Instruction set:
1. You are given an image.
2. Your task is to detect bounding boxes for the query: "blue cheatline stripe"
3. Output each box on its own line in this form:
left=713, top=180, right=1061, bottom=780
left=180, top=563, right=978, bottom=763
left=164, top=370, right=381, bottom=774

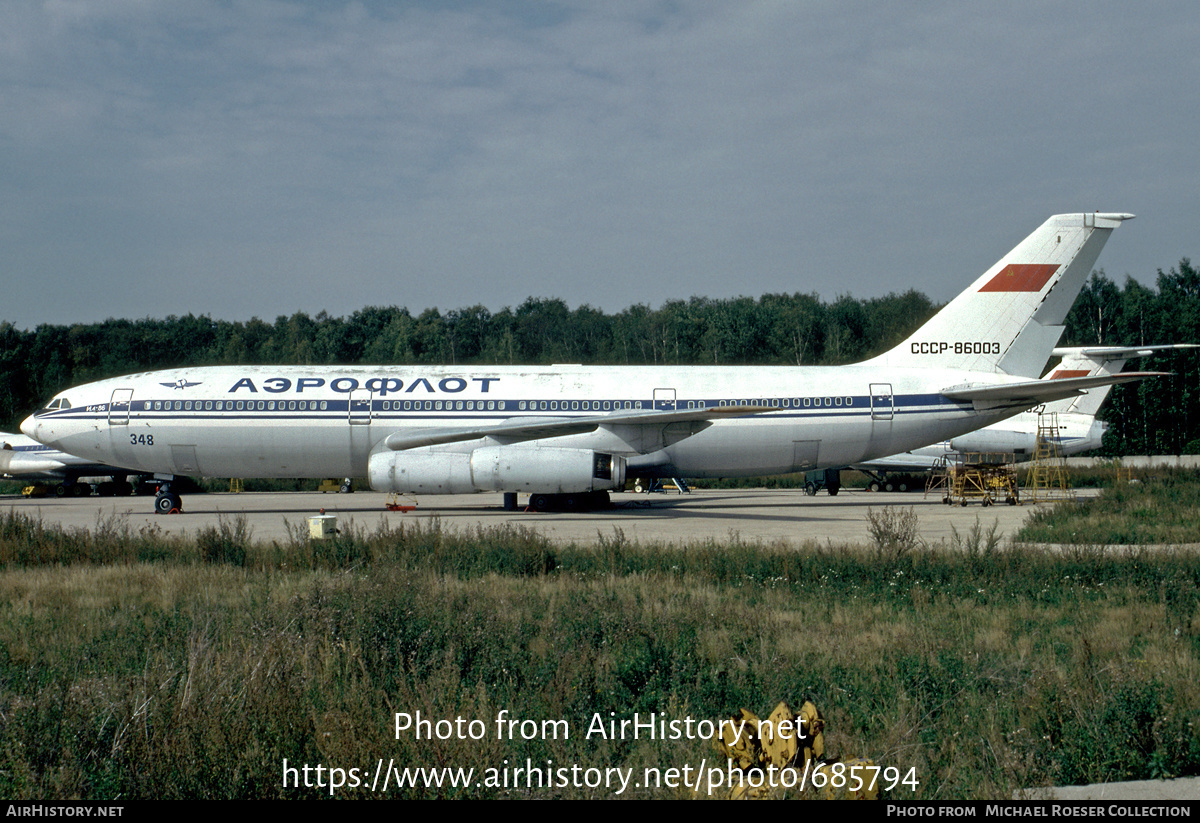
left=40, top=392, right=968, bottom=413
left=36, top=391, right=986, bottom=426
left=38, top=410, right=979, bottom=428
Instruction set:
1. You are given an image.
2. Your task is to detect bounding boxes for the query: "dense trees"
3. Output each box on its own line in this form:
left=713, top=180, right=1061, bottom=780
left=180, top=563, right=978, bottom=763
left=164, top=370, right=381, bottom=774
left=3, top=263, right=1197, bottom=454
left=1059, top=262, right=1200, bottom=454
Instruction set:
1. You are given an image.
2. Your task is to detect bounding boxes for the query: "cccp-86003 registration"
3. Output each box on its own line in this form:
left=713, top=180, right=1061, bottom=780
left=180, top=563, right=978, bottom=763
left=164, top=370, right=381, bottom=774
left=911, top=341, right=1001, bottom=355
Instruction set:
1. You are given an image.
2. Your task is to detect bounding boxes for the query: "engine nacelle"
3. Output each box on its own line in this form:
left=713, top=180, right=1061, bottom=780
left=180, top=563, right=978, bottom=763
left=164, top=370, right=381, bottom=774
left=368, top=447, right=627, bottom=494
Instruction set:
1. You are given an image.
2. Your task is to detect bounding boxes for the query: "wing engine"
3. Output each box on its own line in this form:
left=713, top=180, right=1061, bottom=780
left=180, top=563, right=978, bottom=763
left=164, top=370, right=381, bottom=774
left=368, top=447, right=625, bottom=495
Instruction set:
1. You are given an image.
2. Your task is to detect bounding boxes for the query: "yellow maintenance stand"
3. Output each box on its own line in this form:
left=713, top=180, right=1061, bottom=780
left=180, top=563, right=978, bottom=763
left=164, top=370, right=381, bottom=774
left=1024, top=411, right=1076, bottom=503
left=934, top=452, right=1020, bottom=507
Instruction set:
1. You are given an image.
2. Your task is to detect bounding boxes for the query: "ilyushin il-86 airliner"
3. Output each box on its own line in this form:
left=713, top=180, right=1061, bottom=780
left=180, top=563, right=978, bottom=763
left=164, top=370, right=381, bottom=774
left=22, top=213, right=1159, bottom=514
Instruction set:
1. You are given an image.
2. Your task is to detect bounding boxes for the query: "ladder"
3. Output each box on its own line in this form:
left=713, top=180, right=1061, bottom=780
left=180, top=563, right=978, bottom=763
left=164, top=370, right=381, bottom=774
left=1025, top=412, right=1075, bottom=502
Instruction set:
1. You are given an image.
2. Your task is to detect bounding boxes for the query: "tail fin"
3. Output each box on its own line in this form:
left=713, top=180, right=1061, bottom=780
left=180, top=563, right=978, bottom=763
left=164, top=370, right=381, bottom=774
left=875, top=213, right=1134, bottom=376
left=1046, top=344, right=1198, bottom=415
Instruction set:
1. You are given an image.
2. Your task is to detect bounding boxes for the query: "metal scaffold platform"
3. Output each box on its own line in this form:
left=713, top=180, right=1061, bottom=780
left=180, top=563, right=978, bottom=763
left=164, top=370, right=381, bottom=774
left=927, top=451, right=1020, bottom=507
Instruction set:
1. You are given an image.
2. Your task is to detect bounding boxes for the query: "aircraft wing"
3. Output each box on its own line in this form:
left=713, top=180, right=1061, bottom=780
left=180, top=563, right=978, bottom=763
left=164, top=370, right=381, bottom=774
left=940, top=372, right=1166, bottom=404
left=382, top=404, right=772, bottom=452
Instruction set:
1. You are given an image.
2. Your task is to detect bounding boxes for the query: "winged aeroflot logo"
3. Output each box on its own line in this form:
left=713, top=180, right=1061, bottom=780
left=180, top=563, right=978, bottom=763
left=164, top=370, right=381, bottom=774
left=160, top=379, right=202, bottom=390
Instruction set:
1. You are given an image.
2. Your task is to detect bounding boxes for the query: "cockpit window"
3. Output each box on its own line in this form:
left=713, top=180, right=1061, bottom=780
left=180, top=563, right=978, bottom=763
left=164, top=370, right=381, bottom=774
left=45, top=397, right=71, bottom=410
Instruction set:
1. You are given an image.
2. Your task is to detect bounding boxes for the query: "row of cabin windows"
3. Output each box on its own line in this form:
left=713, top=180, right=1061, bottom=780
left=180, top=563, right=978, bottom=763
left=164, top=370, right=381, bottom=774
left=140, top=396, right=854, bottom=414
left=149, top=399, right=330, bottom=412
left=382, top=400, right=506, bottom=411
left=388, top=400, right=641, bottom=411
left=518, top=400, right=639, bottom=411
left=709, top=397, right=854, bottom=408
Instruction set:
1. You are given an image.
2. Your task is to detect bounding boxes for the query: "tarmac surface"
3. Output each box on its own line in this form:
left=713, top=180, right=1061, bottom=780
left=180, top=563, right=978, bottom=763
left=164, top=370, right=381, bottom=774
left=4, top=485, right=1068, bottom=546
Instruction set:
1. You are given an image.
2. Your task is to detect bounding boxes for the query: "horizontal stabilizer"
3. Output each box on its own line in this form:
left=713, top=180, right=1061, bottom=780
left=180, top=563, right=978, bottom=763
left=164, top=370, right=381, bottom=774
left=382, top=404, right=772, bottom=451
left=940, top=372, right=1166, bottom=404
left=1050, top=343, right=1199, bottom=361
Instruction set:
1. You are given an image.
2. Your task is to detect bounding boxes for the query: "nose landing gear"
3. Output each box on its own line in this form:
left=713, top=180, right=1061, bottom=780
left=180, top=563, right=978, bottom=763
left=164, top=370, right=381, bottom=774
left=154, top=481, right=183, bottom=514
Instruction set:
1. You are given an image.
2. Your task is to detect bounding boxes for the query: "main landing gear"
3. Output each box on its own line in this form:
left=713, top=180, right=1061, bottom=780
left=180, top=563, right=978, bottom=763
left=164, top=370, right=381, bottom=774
left=526, top=491, right=610, bottom=512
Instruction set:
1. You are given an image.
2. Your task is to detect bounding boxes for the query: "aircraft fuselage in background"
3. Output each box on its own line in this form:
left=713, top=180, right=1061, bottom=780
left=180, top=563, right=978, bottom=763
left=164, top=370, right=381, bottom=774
left=1, top=430, right=142, bottom=495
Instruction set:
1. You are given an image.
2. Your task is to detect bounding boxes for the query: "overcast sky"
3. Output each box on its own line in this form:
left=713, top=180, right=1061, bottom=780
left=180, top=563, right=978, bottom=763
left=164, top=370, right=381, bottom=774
left=3, top=1, right=1197, bottom=331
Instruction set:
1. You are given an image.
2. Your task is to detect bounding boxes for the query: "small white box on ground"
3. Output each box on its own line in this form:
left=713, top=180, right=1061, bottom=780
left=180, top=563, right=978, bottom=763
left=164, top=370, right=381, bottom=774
left=309, top=514, right=338, bottom=539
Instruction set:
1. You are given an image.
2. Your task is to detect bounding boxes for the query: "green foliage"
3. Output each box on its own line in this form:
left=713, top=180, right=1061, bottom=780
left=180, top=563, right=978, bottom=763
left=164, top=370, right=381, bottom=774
left=6, top=476, right=1200, bottom=798
left=0, top=509, right=195, bottom=566
left=866, top=506, right=922, bottom=562
left=196, top=515, right=251, bottom=566
left=1061, top=264, right=1200, bottom=455
left=2, top=515, right=1199, bottom=798
left=1017, top=471, right=1200, bottom=545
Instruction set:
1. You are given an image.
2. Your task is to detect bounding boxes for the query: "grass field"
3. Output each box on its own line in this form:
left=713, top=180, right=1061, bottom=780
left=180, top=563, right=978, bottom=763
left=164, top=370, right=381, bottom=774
left=1017, top=472, right=1200, bottom=545
left=2, top=479, right=1198, bottom=799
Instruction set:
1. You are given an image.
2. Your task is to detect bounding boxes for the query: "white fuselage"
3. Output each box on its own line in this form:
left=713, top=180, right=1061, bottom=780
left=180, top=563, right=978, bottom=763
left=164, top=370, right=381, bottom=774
left=22, top=363, right=1033, bottom=484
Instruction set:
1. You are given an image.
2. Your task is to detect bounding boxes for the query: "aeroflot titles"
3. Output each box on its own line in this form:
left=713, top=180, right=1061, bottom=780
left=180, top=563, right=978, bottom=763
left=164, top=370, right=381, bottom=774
left=227, top=376, right=502, bottom=395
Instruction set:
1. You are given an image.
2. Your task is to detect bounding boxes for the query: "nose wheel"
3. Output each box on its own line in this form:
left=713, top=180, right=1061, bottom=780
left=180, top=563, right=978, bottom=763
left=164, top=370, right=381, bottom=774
left=154, top=485, right=183, bottom=514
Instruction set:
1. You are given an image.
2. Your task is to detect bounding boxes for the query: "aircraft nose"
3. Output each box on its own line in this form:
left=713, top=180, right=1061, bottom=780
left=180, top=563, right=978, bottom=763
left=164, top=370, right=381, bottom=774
left=20, top=414, right=38, bottom=440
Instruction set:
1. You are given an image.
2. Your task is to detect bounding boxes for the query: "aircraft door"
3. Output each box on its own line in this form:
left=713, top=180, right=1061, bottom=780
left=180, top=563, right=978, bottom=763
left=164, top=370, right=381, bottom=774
left=870, top=384, right=894, bottom=421
left=348, top=388, right=373, bottom=475
left=108, top=389, right=133, bottom=426
left=654, top=388, right=677, bottom=411
left=869, top=383, right=895, bottom=452
left=348, top=389, right=373, bottom=425
left=106, top=388, right=137, bottom=467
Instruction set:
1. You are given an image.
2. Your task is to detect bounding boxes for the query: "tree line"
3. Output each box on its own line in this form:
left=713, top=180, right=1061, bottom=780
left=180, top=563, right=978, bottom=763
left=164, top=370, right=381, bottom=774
left=3, top=261, right=1197, bottom=455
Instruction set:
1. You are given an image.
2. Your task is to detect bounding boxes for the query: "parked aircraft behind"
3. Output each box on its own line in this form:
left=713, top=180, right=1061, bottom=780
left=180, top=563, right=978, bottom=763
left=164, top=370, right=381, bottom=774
left=1, top=431, right=140, bottom=496
left=852, top=344, right=1197, bottom=490
left=21, top=213, right=1158, bottom=514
